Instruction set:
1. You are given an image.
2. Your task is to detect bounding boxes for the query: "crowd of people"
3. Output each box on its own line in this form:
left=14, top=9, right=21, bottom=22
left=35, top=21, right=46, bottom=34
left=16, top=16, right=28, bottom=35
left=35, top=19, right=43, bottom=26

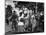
left=5, top=1, right=44, bottom=33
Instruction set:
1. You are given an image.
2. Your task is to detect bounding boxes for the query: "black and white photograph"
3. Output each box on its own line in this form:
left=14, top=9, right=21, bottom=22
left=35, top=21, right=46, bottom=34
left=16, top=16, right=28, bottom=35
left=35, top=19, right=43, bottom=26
left=5, top=0, right=44, bottom=34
